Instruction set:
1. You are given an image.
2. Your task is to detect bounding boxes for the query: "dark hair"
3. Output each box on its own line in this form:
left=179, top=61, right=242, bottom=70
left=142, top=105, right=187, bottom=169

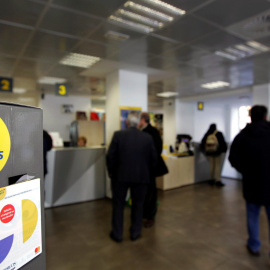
left=250, top=105, right=267, bottom=122
left=140, top=112, right=150, bottom=124
left=206, top=123, right=216, bottom=135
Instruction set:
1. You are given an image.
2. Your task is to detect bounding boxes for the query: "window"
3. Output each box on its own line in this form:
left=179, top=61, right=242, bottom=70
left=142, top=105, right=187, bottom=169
left=239, top=106, right=251, bottom=130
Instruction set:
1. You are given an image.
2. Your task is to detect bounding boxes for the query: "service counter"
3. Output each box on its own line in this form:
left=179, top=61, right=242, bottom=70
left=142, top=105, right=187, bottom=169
left=157, top=155, right=195, bottom=190
left=45, top=146, right=106, bottom=208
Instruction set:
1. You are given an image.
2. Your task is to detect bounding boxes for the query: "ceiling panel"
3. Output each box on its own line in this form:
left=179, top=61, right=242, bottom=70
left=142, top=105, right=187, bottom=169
left=156, top=15, right=218, bottom=43
left=13, top=59, right=42, bottom=79
left=40, top=7, right=103, bottom=38
left=191, top=30, right=246, bottom=52
left=0, top=0, right=45, bottom=27
left=52, top=0, right=126, bottom=18
left=0, top=56, right=16, bottom=76
left=0, top=25, right=32, bottom=56
left=194, top=0, right=270, bottom=27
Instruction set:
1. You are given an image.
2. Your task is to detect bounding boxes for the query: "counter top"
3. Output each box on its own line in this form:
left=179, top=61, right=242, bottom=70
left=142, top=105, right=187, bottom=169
left=51, top=146, right=105, bottom=151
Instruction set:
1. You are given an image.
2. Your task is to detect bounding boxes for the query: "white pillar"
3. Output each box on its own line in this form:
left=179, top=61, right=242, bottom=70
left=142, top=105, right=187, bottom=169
left=253, top=84, right=270, bottom=115
left=163, top=99, right=176, bottom=148
left=105, top=69, right=148, bottom=197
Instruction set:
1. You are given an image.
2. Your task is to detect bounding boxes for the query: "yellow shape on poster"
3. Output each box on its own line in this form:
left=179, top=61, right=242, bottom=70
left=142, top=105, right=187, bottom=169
left=0, top=187, right=6, bottom=200
left=0, top=118, right=11, bottom=172
left=22, top=199, right=38, bottom=243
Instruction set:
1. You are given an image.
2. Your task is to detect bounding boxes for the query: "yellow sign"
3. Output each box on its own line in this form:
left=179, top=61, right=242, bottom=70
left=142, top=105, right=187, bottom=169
left=0, top=77, right=13, bottom=92
left=0, top=118, right=11, bottom=171
left=198, top=102, right=204, bottom=111
left=56, top=83, right=68, bottom=96
left=0, top=187, right=6, bottom=200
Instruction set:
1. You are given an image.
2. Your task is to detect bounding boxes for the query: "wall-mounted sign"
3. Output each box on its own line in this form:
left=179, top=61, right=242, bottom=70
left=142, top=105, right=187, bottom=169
left=120, top=106, right=141, bottom=130
left=0, top=77, right=13, bottom=93
left=198, top=102, right=204, bottom=111
left=62, top=104, right=74, bottom=114
left=55, top=83, right=68, bottom=96
left=0, top=179, right=42, bottom=270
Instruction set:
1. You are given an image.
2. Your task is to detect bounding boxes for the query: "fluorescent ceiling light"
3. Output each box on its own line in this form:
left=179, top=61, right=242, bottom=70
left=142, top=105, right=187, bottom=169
left=60, top=53, right=100, bottom=68
left=104, top=30, right=130, bottom=41
left=144, top=0, right=186, bottom=15
left=215, top=51, right=237, bottom=61
left=157, top=91, right=178, bottom=98
left=109, top=15, right=154, bottom=33
left=38, top=77, right=67, bottom=85
left=201, top=81, right=230, bottom=89
left=124, top=1, right=174, bottom=21
left=13, top=88, right=26, bottom=94
left=247, top=41, right=270, bottom=52
left=225, top=47, right=246, bottom=58
left=235, top=44, right=259, bottom=55
left=118, top=9, right=164, bottom=28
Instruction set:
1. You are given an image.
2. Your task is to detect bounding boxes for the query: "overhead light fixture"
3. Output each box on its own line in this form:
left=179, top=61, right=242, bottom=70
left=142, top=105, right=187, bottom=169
left=124, top=1, right=174, bottom=21
left=38, top=77, right=67, bottom=85
left=215, top=51, right=237, bottom=61
left=109, top=15, right=154, bottom=33
left=13, top=88, right=26, bottom=94
left=225, top=47, right=246, bottom=58
left=60, top=53, right=100, bottom=68
left=201, top=81, right=230, bottom=89
left=104, top=30, right=130, bottom=41
left=118, top=9, right=164, bottom=28
left=157, top=91, right=178, bottom=98
left=235, top=44, right=259, bottom=55
left=144, top=0, right=186, bottom=15
left=246, top=41, right=270, bottom=52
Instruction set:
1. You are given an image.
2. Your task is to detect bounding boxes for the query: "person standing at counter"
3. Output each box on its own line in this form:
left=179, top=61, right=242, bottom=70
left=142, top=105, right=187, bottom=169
left=200, top=123, right=227, bottom=187
left=229, top=105, right=270, bottom=257
left=106, top=112, right=157, bottom=242
left=43, top=130, right=53, bottom=177
left=139, top=112, right=168, bottom=228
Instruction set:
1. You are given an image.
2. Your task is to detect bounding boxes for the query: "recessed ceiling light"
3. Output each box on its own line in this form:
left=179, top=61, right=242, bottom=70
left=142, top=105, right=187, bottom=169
left=157, top=91, right=178, bottom=98
left=215, top=51, right=237, bottom=61
left=38, top=77, right=67, bottom=85
left=104, top=30, right=130, bottom=41
left=109, top=15, right=154, bottom=33
left=235, top=44, right=259, bottom=55
left=13, top=88, right=26, bottom=94
left=124, top=1, right=174, bottom=21
left=144, top=0, right=186, bottom=15
left=246, top=41, right=270, bottom=52
left=201, top=81, right=230, bottom=89
left=118, top=9, right=164, bottom=28
left=225, top=47, right=246, bottom=58
left=60, top=53, right=100, bottom=68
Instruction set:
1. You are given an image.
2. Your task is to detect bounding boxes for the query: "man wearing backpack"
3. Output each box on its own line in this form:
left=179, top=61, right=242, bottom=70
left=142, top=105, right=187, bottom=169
left=201, top=123, right=227, bottom=187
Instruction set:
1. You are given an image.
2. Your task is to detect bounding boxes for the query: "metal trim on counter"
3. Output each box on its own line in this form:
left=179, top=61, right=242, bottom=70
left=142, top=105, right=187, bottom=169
left=45, top=146, right=106, bottom=208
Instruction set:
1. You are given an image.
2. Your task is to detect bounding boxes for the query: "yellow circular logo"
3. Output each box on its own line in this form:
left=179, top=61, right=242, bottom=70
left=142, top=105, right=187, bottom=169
left=0, top=187, right=6, bottom=200
left=0, top=118, right=11, bottom=172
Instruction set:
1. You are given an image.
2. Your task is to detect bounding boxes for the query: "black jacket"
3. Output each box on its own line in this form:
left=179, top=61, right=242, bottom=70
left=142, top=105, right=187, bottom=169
left=106, top=127, right=157, bottom=184
left=43, top=130, right=53, bottom=176
left=143, top=124, right=168, bottom=177
left=201, top=131, right=227, bottom=156
left=229, top=121, right=270, bottom=205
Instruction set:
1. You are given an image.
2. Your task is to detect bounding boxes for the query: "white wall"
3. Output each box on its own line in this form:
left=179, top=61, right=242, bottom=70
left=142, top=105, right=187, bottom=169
left=163, top=99, right=176, bottom=147
left=41, top=94, right=91, bottom=141
left=253, top=84, right=270, bottom=109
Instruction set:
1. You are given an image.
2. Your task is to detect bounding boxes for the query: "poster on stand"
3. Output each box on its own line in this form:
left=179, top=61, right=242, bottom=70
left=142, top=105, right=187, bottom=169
left=0, top=179, right=42, bottom=270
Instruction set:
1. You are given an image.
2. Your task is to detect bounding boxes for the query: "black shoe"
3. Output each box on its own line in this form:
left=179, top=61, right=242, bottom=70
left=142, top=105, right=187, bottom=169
left=109, top=232, right=122, bottom=243
left=215, top=181, right=225, bottom=187
left=208, top=179, right=216, bottom=186
left=246, top=245, right=260, bottom=257
left=143, top=219, right=155, bottom=228
left=130, top=234, right=141, bottom=241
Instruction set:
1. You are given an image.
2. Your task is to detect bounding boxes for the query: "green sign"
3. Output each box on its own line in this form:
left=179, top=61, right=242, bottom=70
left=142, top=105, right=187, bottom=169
left=55, top=84, right=68, bottom=96
left=0, top=77, right=13, bottom=92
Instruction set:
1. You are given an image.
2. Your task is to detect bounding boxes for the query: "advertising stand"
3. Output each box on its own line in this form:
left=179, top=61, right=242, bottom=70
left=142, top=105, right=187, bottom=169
left=0, top=103, right=46, bottom=270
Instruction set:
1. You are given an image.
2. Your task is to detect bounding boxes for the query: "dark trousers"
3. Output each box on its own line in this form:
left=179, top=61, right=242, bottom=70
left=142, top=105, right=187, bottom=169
left=111, top=181, right=147, bottom=240
left=143, top=178, right=157, bottom=220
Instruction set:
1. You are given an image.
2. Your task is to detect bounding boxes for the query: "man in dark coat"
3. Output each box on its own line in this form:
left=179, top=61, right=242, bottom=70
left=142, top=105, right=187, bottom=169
left=201, top=123, right=227, bottom=187
left=139, top=112, right=168, bottom=228
left=229, top=105, right=270, bottom=256
left=106, top=111, right=157, bottom=242
left=43, top=130, right=53, bottom=177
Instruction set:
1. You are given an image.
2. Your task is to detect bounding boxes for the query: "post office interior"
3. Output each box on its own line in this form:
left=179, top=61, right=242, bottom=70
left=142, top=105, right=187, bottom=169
left=1, top=0, right=270, bottom=269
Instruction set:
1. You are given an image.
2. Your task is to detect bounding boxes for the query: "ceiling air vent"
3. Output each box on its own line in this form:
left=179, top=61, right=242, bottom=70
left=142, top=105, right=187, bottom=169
left=104, top=31, right=130, bottom=41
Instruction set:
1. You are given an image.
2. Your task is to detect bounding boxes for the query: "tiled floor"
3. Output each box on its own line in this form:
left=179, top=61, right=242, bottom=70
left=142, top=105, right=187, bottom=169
left=45, top=179, right=270, bottom=270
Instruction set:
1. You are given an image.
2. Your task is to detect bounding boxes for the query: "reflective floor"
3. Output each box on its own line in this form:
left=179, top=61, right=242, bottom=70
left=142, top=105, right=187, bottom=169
left=45, top=179, right=270, bottom=270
